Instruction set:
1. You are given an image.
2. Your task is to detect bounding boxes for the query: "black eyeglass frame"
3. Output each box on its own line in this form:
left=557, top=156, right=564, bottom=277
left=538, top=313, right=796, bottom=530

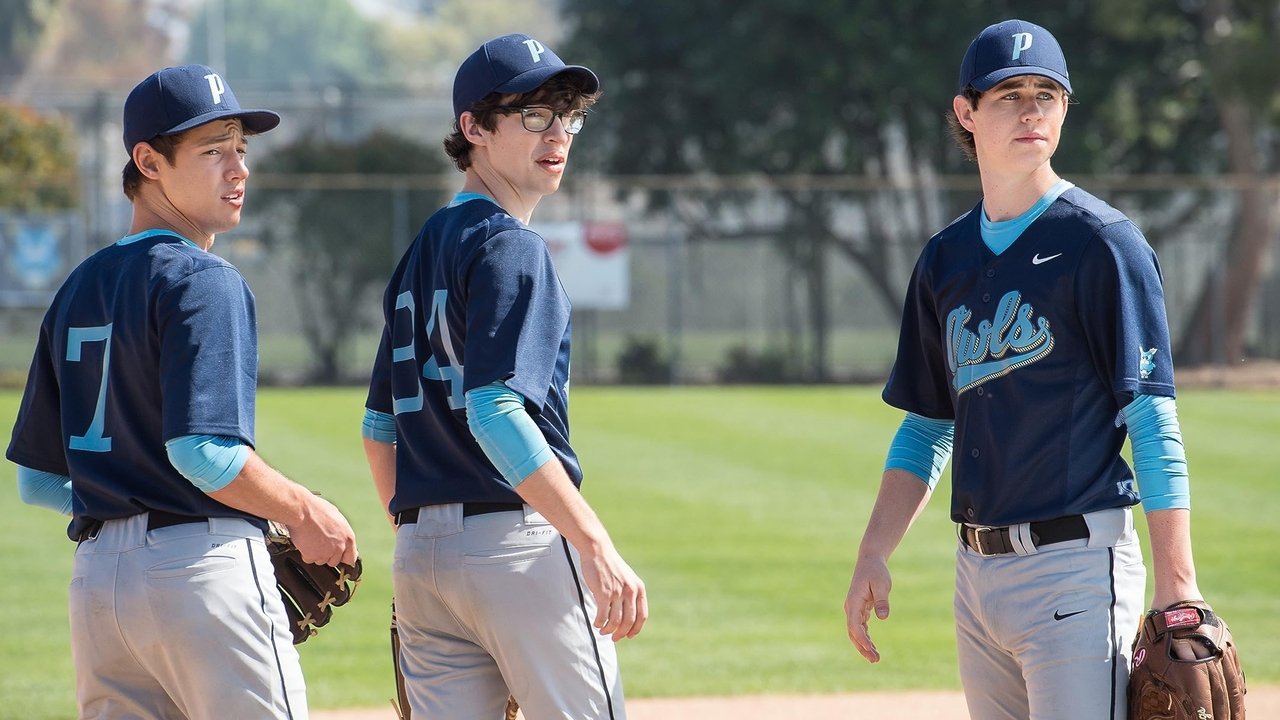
left=495, top=106, right=588, bottom=135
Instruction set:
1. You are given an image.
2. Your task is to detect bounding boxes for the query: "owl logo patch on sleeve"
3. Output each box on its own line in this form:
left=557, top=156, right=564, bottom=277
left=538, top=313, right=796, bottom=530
left=1139, top=347, right=1158, bottom=380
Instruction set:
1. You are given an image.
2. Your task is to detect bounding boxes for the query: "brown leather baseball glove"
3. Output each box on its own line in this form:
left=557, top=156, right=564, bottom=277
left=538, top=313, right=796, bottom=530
left=266, top=520, right=362, bottom=644
left=1129, top=600, right=1246, bottom=719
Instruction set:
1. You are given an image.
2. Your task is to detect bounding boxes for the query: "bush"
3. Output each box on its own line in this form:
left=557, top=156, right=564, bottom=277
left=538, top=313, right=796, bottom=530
left=615, top=335, right=672, bottom=384
left=716, top=343, right=799, bottom=384
left=0, top=102, right=79, bottom=210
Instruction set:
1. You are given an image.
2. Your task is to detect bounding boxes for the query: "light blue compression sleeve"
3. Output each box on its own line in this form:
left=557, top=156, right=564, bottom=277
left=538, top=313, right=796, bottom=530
left=362, top=408, right=396, bottom=443
left=1122, top=394, right=1190, bottom=511
left=165, top=434, right=250, bottom=493
left=884, top=412, right=956, bottom=490
left=465, top=381, right=554, bottom=488
left=17, top=465, right=73, bottom=515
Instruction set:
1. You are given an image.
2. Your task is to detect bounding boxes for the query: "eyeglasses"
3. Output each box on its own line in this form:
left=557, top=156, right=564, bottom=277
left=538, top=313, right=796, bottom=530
left=495, top=106, right=588, bottom=135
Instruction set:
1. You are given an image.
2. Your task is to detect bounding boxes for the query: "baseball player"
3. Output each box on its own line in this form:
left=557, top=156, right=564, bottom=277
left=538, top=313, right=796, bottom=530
left=362, top=34, right=647, bottom=719
left=843, top=19, right=1212, bottom=719
left=7, top=64, right=358, bottom=719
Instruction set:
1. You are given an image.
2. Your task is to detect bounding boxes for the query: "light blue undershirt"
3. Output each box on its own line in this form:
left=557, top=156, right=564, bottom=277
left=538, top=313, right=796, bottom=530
left=17, top=433, right=249, bottom=512
left=980, top=179, right=1074, bottom=255
left=1120, top=395, right=1190, bottom=511
left=884, top=393, right=1190, bottom=511
left=464, top=381, right=554, bottom=488
left=884, top=413, right=955, bottom=490
left=361, top=381, right=552, bottom=487
left=449, top=191, right=495, bottom=208
left=164, top=434, right=250, bottom=492
left=16, top=466, right=73, bottom=515
left=116, top=227, right=200, bottom=249
left=362, top=409, right=396, bottom=443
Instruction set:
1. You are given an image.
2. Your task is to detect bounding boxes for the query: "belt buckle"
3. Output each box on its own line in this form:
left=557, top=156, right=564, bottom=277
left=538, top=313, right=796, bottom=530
left=79, top=522, right=102, bottom=543
left=971, top=525, right=999, bottom=555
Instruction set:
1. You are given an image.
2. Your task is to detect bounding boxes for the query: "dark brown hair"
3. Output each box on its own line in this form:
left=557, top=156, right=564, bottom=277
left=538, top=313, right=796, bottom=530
left=947, top=86, right=983, bottom=162
left=443, top=74, right=601, bottom=172
left=121, top=133, right=183, bottom=200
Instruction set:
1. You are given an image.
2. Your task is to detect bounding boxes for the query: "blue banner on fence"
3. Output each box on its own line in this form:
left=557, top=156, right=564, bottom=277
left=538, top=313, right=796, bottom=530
left=0, top=212, right=84, bottom=307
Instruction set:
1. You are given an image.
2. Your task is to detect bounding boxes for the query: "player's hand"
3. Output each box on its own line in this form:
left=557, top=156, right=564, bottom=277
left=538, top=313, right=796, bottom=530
left=578, top=544, right=648, bottom=641
left=844, top=555, right=892, bottom=663
left=288, top=494, right=359, bottom=567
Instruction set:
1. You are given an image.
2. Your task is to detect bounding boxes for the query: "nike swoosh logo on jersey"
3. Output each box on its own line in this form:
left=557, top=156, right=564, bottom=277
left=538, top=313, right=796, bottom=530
left=1054, top=609, right=1087, bottom=621
left=1031, top=252, right=1063, bottom=265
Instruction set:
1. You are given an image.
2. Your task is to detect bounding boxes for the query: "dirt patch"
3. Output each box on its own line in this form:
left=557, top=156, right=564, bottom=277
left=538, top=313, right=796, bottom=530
left=316, top=686, right=1278, bottom=719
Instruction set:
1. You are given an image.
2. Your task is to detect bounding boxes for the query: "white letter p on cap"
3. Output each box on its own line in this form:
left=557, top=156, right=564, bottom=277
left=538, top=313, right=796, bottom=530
left=204, top=73, right=226, bottom=104
left=523, top=39, right=546, bottom=63
left=1010, top=32, right=1034, bottom=61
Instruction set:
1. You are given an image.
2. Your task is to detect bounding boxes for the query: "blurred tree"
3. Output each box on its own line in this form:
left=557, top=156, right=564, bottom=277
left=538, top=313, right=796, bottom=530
left=8, top=0, right=176, bottom=95
left=562, top=0, right=1012, bottom=380
left=0, top=102, right=79, bottom=210
left=256, top=131, right=448, bottom=383
left=563, top=0, right=1280, bottom=373
left=1174, top=0, right=1280, bottom=364
left=380, top=0, right=561, bottom=91
left=185, top=0, right=390, bottom=89
left=0, top=0, right=59, bottom=84
left=1021, top=0, right=1280, bottom=364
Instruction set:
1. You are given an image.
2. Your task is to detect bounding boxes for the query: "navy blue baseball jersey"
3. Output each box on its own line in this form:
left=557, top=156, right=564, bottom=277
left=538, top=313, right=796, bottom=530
left=6, top=230, right=260, bottom=540
left=883, top=187, right=1175, bottom=526
left=365, top=197, right=577, bottom=513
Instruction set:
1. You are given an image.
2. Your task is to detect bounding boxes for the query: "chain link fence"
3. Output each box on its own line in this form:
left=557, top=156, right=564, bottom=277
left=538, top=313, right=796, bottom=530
left=6, top=86, right=1278, bottom=386
left=4, top=171, right=1278, bottom=387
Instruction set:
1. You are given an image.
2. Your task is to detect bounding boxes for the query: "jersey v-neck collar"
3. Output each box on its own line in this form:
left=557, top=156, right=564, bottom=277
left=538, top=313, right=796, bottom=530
left=449, top=191, right=498, bottom=208
left=979, top=179, right=1074, bottom=256
left=116, top=228, right=199, bottom=249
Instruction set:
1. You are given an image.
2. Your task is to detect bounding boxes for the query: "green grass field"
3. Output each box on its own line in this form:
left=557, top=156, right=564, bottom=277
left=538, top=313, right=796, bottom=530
left=2, top=386, right=1276, bottom=718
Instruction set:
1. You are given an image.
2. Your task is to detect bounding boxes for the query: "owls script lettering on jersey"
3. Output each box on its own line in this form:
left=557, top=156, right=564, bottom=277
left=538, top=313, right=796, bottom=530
left=946, top=290, right=1054, bottom=393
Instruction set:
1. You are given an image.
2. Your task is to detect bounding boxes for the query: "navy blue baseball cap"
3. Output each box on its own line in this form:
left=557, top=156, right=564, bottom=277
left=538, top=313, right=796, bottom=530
left=123, top=64, right=280, bottom=153
left=957, top=19, right=1072, bottom=95
left=452, top=33, right=599, bottom=121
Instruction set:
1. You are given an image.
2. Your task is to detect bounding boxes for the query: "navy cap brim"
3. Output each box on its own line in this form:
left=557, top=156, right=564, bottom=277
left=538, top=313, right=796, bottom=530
left=971, top=66, right=1072, bottom=95
left=494, top=64, right=600, bottom=96
left=161, top=108, right=281, bottom=138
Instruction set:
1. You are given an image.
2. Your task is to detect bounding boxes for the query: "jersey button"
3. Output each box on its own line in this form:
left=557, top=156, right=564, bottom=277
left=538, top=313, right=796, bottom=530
left=982, top=293, right=991, bottom=302
left=985, top=269, right=995, bottom=278
left=976, top=387, right=984, bottom=396
left=970, top=448, right=980, bottom=458
left=965, top=507, right=976, bottom=520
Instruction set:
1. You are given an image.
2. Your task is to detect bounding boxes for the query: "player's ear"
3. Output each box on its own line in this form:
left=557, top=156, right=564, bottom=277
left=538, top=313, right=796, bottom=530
left=132, top=142, right=164, bottom=180
left=460, top=112, right=488, bottom=146
left=952, top=95, right=977, bottom=133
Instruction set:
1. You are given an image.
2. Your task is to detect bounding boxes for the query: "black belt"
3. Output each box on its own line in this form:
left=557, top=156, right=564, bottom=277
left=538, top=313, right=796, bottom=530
left=395, top=502, right=524, bottom=526
left=77, top=511, right=208, bottom=542
left=959, top=514, right=1089, bottom=556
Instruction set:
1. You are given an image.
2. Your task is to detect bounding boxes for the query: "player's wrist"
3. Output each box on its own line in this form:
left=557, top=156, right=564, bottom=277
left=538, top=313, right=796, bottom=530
left=568, top=525, right=614, bottom=559
left=269, top=478, right=323, bottom=529
left=856, top=537, right=894, bottom=564
left=1152, top=590, right=1204, bottom=611
left=580, top=535, right=613, bottom=557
